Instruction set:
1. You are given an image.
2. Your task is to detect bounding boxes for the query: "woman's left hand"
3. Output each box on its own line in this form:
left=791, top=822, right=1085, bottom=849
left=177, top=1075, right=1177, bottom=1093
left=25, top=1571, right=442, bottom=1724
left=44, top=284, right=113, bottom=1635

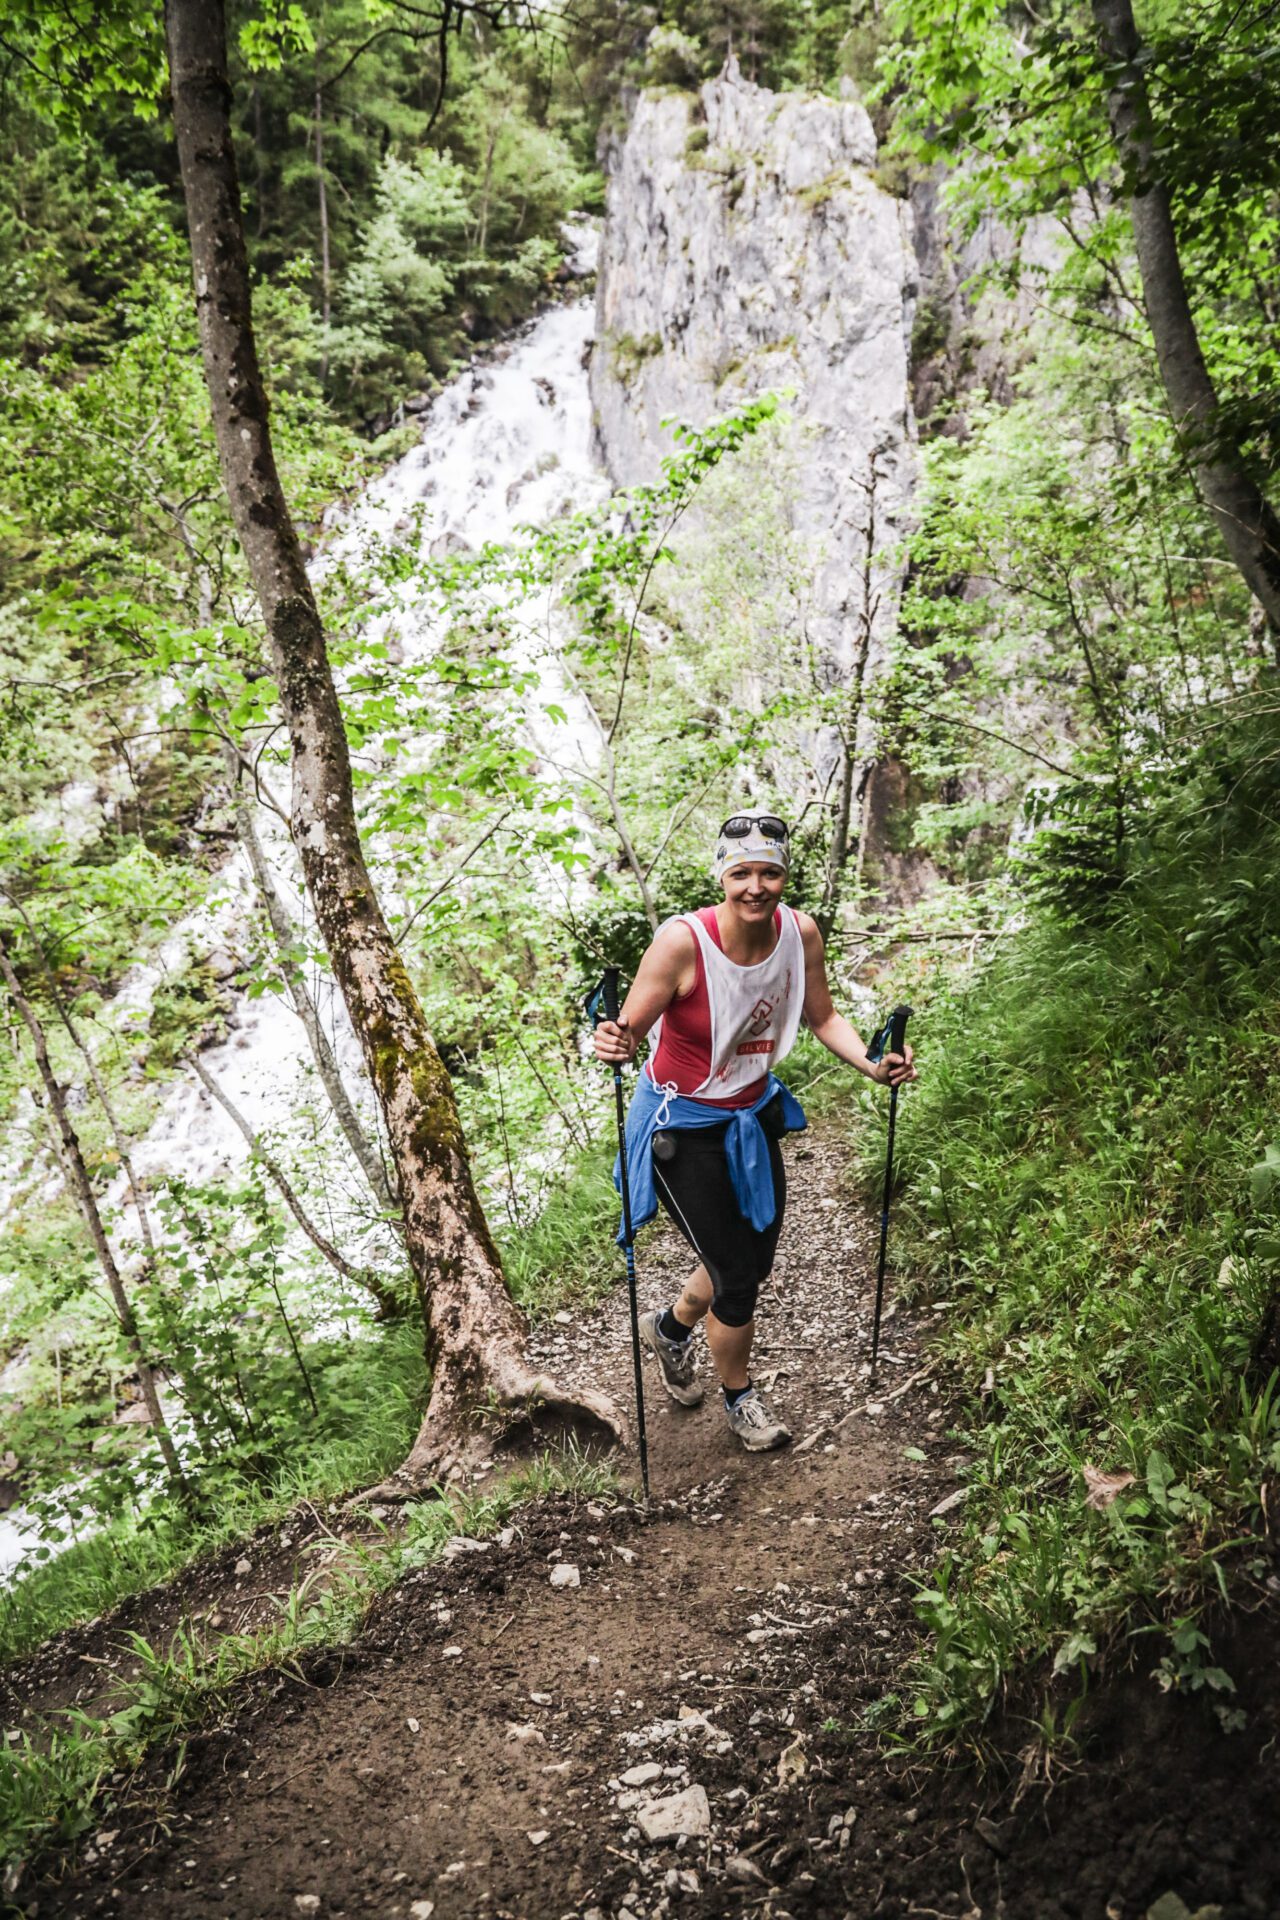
left=878, top=1044, right=916, bottom=1087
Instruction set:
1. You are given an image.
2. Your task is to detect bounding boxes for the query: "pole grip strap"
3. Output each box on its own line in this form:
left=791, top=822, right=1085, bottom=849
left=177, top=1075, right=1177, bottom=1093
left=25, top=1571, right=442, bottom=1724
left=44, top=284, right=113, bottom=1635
left=868, top=1003, right=913, bottom=1064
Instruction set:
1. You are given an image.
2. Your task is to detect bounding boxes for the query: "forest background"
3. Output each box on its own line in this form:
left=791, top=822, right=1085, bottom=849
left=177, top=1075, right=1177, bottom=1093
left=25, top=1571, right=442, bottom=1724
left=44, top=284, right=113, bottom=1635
left=0, top=0, right=1277, bottom=1854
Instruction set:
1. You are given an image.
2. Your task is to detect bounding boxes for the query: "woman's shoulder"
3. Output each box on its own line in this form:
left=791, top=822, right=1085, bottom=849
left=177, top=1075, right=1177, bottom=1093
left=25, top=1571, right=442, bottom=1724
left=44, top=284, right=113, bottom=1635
left=651, top=914, right=700, bottom=957
left=654, top=910, right=700, bottom=935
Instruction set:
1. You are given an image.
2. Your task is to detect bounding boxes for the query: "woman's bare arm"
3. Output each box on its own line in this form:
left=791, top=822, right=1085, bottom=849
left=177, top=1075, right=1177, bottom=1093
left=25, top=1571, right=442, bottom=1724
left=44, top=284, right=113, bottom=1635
left=797, top=913, right=916, bottom=1086
left=593, top=922, right=696, bottom=1064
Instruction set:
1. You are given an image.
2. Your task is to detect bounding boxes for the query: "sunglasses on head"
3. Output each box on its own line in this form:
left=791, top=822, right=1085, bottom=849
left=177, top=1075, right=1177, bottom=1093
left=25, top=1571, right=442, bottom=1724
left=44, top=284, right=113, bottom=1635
left=720, top=814, right=789, bottom=840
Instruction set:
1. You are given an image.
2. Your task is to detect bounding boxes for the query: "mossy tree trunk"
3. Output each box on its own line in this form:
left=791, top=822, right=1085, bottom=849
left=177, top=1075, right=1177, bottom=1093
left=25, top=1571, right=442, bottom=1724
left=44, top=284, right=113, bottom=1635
left=164, top=0, right=621, bottom=1485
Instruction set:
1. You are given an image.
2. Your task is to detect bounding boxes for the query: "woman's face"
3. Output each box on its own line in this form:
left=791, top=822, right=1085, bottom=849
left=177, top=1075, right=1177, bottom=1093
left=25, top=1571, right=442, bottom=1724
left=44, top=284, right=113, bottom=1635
left=722, top=862, right=787, bottom=921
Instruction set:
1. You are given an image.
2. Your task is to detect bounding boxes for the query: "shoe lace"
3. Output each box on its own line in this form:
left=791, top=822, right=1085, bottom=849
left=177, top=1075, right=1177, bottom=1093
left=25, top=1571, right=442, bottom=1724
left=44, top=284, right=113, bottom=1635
left=657, top=1325, right=694, bottom=1372
left=735, top=1392, right=770, bottom=1426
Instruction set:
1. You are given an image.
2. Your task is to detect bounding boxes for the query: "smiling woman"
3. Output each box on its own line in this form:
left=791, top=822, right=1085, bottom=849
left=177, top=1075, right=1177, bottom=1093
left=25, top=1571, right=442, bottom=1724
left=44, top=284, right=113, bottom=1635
left=592, top=810, right=917, bottom=1451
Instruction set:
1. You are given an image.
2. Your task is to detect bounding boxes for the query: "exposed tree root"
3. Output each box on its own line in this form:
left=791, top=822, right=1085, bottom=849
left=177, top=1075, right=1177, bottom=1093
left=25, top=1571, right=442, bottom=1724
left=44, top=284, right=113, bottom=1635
left=359, top=1363, right=627, bottom=1503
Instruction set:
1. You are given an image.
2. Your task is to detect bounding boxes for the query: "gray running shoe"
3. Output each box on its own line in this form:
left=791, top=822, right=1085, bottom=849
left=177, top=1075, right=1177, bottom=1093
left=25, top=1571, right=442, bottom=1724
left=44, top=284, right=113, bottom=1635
left=724, top=1386, right=791, bottom=1452
left=639, top=1309, right=703, bottom=1407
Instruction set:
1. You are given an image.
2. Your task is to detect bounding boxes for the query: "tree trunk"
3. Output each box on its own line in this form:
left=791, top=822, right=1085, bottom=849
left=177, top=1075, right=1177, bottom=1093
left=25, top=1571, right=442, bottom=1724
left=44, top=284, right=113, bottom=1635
left=315, top=70, right=331, bottom=383
left=1092, top=0, right=1280, bottom=629
left=0, top=934, right=187, bottom=1497
left=163, top=0, right=621, bottom=1487
left=232, top=766, right=405, bottom=1235
left=6, top=892, right=161, bottom=1262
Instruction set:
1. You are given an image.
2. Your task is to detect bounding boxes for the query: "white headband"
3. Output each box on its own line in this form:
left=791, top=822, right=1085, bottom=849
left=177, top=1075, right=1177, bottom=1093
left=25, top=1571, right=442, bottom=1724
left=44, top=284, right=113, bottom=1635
left=713, top=825, right=790, bottom=886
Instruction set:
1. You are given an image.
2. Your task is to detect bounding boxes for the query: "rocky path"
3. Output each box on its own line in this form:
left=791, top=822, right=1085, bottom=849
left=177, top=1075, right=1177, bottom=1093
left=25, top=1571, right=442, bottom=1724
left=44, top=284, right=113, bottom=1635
left=18, top=1124, right=1280, bottom=1920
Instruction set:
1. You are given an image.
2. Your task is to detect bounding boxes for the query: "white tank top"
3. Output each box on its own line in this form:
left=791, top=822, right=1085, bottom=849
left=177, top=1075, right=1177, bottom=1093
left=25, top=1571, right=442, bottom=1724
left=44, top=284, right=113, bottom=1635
left=650, top=906, right=806, bottom=1101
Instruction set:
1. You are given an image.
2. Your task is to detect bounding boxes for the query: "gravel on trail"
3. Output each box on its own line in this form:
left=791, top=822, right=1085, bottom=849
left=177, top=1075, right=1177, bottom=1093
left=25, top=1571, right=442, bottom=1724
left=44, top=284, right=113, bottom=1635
left=13, top=1124, right=1280, bottom=1920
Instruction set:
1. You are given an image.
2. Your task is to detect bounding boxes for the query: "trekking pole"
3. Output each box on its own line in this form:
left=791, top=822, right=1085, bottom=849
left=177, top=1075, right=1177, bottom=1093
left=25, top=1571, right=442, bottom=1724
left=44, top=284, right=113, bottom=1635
left=869, top=1003, right=913, bottom=1384
left=599, top=967, right=651, bottom=1502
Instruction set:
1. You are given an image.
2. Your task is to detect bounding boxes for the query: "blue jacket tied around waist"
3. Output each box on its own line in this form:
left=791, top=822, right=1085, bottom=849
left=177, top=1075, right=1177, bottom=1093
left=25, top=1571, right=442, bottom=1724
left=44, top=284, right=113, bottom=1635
left=614, top=1068, right=807, bottom=1244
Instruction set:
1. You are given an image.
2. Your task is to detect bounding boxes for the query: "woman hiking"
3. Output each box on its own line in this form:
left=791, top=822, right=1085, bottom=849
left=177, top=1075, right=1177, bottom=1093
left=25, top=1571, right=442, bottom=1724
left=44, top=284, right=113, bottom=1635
left=593, top=812, right=917, bottom=1452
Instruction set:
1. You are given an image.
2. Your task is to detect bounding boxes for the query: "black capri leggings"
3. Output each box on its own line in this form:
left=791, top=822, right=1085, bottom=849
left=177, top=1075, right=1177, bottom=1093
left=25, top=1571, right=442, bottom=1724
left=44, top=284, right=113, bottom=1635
left=650, top=1097, right=787, bottom=1328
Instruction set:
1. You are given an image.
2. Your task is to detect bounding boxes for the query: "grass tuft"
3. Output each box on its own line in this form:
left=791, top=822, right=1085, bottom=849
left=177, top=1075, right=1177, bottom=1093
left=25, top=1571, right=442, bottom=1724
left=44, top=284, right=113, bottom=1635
left=499, top=1141, right=624, bottom=1319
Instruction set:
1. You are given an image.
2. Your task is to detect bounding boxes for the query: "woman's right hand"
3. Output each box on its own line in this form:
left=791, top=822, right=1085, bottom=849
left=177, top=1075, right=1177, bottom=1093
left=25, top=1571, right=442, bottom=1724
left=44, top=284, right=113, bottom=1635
left=594, top=1015, right=636, bottom=1065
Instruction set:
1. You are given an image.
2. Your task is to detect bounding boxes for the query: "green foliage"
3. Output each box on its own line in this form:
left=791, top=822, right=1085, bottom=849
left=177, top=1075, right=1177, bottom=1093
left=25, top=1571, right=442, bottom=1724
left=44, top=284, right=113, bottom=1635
left=878, top=0, right=1280, bottom=489
left=0, top=2, right=605, bottom=429
left=883, top=728, right=1280, bottom=1744
left=4, top=1161, right=410, bottom=1572
left=0, top=1316, right=427, bottom=1669
left=0, top=0, right=168, bottom=121
left=881, top=308, right=1264, bottom=901
left=498, top=1143, right=621, bottom=1317
left=636, top=1, right=888, bottom=94
left=144, top=967, right=227, bottom=1071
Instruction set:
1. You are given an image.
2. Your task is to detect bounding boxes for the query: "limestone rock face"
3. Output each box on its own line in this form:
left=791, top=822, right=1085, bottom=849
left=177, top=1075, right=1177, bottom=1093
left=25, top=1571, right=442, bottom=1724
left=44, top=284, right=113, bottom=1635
left=592, top=61, right=916, bottom=678
left=910, top=171, right=1062, bottom=429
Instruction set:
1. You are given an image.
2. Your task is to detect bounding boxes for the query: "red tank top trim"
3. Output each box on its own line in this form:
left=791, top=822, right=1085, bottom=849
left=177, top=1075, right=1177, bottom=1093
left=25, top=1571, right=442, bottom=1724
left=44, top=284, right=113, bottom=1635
left=649, top=907, right=781, bottom=1108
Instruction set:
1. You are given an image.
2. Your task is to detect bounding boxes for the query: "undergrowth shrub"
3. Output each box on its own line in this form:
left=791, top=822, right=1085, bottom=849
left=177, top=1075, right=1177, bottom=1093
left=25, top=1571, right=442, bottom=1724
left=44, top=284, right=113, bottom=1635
left=0, top=1320, right=427, bottom=1668
left=887, top=724, right=1280, bottom=1744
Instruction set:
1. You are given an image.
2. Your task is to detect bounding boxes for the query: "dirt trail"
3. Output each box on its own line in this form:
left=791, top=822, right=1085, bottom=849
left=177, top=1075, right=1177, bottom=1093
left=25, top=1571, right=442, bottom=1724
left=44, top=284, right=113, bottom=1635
left=18, top=1125, right=1280, bottom=1920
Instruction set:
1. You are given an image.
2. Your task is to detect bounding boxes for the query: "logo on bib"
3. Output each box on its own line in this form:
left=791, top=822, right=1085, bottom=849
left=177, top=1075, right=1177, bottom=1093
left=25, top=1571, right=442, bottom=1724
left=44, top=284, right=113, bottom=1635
left=747, top=997, right=774, bottom=1037
left=737, top=1039, right=775, bottom=1056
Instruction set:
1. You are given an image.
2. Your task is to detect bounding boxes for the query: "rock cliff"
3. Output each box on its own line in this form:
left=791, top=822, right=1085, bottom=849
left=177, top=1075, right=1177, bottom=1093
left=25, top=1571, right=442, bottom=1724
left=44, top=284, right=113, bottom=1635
left=591, top=61, right=916, bottom=682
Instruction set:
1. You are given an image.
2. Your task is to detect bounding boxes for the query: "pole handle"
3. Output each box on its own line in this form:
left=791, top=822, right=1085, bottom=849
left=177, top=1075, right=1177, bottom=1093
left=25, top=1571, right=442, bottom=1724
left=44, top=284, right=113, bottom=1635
left=602, top=966, right=622, bottom=1024
left=888, top=1003, right=912, bottom=1058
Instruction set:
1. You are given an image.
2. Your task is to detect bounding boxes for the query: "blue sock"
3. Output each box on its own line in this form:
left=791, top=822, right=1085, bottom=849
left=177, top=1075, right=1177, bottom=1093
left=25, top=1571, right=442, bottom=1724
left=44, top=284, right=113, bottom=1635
left=723, top=1382, right=752, bottom=1409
